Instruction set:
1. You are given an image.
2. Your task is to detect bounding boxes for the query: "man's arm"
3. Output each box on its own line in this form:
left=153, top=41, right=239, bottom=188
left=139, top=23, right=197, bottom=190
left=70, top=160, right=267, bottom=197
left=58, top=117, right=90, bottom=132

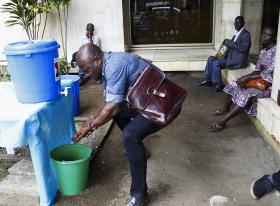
left=72, top=101, right=120, bottom=142
left=224, top=31, right=251, bottom=53
left=83, top=98, right=107, bottom=128
left=90, top=102, right=120, bottom=128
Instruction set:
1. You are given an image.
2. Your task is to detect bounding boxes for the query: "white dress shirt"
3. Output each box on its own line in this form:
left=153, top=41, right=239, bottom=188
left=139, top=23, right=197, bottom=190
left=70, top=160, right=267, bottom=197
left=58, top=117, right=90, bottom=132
left=233, top=27, right=244, bottom=42
left=80, top=34, right=101, bottom=47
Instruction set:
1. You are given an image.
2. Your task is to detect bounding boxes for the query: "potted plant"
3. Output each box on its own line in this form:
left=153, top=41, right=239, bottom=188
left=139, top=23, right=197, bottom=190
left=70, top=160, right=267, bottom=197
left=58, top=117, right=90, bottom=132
left=59, top=57, right=70, bottom=75
left=0, top=0, right=52, bottom=40
left=0, top=73, right=11, bottom=82
left=0, top=65, right=11, bottom=82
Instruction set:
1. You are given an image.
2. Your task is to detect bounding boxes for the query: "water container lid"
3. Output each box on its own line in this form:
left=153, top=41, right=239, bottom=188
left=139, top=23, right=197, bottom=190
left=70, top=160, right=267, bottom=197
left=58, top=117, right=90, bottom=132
left=3, top=40, right=60, bottom=55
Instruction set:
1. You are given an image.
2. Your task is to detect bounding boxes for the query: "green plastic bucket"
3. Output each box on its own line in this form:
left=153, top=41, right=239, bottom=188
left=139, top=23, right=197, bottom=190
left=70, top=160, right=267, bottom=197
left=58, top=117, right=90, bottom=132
left=50, top=144, right=93, bottom=196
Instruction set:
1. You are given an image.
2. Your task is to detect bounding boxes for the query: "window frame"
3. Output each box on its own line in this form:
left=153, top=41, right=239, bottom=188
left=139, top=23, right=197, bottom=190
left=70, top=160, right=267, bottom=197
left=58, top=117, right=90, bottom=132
left=127, top=0, right=216, bottom=50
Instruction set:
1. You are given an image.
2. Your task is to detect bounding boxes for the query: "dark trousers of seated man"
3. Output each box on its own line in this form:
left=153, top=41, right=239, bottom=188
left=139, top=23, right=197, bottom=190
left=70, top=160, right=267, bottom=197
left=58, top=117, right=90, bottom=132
left=204, top=56, right=227, bottom=84
left=113, top=103, right=161, bottom=200
left=272, top=170, right=280, bottom=190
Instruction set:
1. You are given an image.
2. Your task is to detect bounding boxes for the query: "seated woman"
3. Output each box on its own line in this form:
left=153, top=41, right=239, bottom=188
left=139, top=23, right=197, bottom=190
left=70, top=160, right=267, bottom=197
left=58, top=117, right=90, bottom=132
left=208, top=25, right=277, bottom=132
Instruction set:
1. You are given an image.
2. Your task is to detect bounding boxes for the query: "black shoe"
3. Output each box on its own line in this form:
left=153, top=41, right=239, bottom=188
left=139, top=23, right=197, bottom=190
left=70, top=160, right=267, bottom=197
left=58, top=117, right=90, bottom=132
left=126, top=196, right=149, bottom=206
left=209, top=83, right=224, bottom=92
left=250, top=175, right=275, bottom=199
left=197, top=80, right=212, bottom=86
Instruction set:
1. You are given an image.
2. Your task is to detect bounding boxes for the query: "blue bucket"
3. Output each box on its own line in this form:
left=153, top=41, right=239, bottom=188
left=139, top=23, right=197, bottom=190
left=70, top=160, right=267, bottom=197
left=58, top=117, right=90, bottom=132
left=3, top=40, right=61, bottom=103
left=61, top=75, right=80, bottom=117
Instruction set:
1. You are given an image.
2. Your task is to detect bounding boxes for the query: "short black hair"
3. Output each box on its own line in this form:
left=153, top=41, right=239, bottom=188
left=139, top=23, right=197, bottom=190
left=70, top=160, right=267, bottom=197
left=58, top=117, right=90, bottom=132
left=86, top=23, right=94, bottom=30
left=235, top=16, right=245, bottom=24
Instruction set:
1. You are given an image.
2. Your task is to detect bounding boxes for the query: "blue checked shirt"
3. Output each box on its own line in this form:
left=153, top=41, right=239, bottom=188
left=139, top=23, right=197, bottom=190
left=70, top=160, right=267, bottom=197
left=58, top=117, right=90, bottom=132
left=101, top=52, right=149, bottom=103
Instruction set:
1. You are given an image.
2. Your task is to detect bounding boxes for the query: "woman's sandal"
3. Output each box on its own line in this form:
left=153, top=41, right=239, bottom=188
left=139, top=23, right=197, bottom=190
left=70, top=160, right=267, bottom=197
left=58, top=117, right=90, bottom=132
left=208, top=122, right=225, bottom=132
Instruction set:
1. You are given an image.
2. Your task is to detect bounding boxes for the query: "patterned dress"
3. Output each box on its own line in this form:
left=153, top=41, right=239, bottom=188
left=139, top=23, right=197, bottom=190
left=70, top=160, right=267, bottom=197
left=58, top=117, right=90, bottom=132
left=223, top=46, right=276, bottom=116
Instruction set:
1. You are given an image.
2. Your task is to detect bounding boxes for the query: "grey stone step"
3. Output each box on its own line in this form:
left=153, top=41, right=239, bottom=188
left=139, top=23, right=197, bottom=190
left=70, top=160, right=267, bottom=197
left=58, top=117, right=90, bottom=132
left=8, top=159, right=34, bottom=176
left=0, top=174, right=39, bottom=206
left=74, top=116, right=88, bottom=121
left=0, top=154, right=26, bottom=162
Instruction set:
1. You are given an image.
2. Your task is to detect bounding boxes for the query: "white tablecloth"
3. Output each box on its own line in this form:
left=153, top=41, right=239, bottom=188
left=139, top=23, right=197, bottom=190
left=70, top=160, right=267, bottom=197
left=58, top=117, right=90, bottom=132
left=0, top=82, right=75, bottom=206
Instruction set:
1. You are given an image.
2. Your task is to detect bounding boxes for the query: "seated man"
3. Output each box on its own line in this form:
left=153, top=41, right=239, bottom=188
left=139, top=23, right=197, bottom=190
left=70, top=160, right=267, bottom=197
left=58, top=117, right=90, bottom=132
left=208, top=25, right=276, bottom=132
left=198, top=16, right=251, bottom=92
left=80, top=23, right=101, bottom=46
left=251, top=170, right=280, bottom=199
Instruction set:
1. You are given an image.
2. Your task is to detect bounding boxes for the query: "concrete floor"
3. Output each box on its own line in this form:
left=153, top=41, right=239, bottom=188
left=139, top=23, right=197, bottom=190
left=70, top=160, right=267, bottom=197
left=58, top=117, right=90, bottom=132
left=56, top=73, right=280, bottom=206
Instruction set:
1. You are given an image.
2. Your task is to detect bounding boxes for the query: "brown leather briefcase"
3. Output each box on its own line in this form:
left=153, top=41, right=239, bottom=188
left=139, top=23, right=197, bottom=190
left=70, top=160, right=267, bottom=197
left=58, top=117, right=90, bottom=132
left=125, top=65, right=187, bottom=127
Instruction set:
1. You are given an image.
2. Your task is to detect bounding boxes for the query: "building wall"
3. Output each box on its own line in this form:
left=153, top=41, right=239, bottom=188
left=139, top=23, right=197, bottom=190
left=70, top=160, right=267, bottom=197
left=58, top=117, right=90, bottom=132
left=214, top=0, right=223, bottom=50
left=221, top=0, right=242, bottom=41
left=0, top=0, right=272, bottom=64
left=0, top=0, right=258, bottom=60
left=242, top=0, right=263, bottom=54
left=122, top=0, right=130, bottom=51
left=0, top=0, right=28, bottom=60
left=45, top=0, right=125, bottom=61
left=0, top=0, right=125, bottom=61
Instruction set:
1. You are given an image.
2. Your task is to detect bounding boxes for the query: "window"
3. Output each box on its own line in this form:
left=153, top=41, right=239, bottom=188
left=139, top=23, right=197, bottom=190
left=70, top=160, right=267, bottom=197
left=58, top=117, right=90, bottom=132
left=130, top=0, right=214, bottom=45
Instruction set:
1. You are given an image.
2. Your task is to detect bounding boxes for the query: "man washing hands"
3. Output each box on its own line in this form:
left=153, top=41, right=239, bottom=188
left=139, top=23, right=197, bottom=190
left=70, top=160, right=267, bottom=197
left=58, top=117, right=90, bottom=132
left=72, top=116, right=94, bottom=142
left=72, top=43, right=165, bottom=206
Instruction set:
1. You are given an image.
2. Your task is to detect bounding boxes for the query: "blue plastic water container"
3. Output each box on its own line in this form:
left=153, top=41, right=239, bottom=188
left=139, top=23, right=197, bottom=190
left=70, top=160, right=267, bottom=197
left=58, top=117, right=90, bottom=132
left=61, top=75, right=80, bottom=117
left=3, top=40, right=61, bottom=103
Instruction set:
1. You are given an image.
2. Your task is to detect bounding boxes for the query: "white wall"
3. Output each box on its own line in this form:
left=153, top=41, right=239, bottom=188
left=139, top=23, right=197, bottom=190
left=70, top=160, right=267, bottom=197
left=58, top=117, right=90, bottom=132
left=214, top=0, right=242, bottom=50
left=221, top=0, right=242, bottom=40
left=214, top=0, right=223, bottom=50
left=0, top=0, right=125, bottom=61
left=0, top=0, right=29, bottom=60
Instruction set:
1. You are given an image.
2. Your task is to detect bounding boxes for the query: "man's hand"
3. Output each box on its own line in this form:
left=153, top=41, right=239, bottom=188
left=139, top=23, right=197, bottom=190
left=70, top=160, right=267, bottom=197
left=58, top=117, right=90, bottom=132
left=72, top=102, right=119, bottom=143
left=72, top=124, right=93, bottom=143
left=223, top=39, right=230, bottom=46
left=84, top=115, right=96, bottom=128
